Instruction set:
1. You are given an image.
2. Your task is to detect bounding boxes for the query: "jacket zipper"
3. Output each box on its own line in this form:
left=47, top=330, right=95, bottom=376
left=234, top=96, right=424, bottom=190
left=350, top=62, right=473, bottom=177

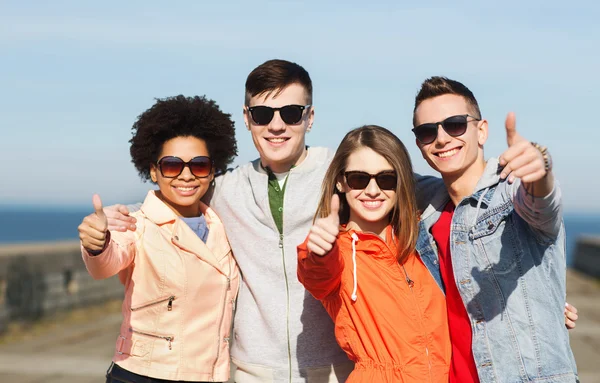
left=129, top=328, right=174, bottom=350
left=130, top=295, right=176, bottom=312
left=279, top=233, right=293, bottom=383
left=402, top=265, right=434, bottom=382
left=211, top=275, right=231, bottom=381
left=366, top=230, right=435, bottom=382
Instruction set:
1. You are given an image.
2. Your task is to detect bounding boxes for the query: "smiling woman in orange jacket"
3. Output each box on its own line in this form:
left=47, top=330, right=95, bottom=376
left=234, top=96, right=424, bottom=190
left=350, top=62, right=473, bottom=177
left=298, top=125, right=451, bottom=383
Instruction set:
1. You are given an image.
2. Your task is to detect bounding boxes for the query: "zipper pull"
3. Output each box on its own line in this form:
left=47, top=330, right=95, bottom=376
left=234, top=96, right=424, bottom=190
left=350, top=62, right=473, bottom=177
left=224, top=336, right=230, bottom=345
left=278, top=234, right=284, bottom=249
left=227, top=277, right=231, bottom=291
left=167, top=337, right=173, bottom=350
left=406, top=277, right=415, bottom=288
left=167, top=296, right=175, bottom=311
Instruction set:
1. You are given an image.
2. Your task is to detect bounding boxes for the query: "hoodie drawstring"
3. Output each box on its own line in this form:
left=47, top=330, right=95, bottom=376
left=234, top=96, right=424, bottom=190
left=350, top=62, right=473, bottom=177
left=351, top=233, right=359, bottom=302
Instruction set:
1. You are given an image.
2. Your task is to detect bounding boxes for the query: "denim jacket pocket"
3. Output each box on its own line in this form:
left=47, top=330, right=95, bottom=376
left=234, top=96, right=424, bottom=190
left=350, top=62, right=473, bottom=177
left=470, top=202, right=523, bottom=274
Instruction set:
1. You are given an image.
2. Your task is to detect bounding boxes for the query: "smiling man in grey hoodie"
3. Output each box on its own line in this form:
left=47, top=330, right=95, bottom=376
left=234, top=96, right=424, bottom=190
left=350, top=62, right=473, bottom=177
left=105, top=59, right=354, bottom=382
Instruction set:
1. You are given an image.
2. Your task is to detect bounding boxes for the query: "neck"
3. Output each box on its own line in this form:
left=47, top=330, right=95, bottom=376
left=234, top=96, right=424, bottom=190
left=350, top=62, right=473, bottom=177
left=348, top=218, right=389, bottom=240
left=441, top=158, right=487, bottom=206
left=262, top=146, right=307, bottom=174
left=155, top=191, right=200, bottom=218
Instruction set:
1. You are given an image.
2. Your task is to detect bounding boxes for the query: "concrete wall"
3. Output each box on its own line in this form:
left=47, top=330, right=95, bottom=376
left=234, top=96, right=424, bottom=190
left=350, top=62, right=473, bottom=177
left=573, top=235, right=600, bottom=279
left=0, top=241, right=123, bottom=334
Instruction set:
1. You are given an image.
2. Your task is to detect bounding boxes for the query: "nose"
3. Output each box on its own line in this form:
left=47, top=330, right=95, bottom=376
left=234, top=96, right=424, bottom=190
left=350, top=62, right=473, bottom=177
left=268, top=110, right=286, bottom=132
left=364, top=177, right=381, bottom=196
left=434, top=124, right=452, bottom=146
left=178, top=164, right=196, bottom=181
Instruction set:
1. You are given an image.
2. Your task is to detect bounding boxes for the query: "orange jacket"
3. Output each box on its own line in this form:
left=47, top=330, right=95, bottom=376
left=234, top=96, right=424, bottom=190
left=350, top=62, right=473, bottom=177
left=298, top=223, right=451, bottom=383
left=82, top=191, right=239, bottom=382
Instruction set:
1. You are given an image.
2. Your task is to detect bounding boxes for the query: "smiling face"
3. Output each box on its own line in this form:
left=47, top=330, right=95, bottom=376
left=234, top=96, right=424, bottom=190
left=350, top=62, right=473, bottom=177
left=243, top=83, right=314, bottom=173
left=150, top=136, right=214, bottom=217
left=339, top=146, right=396, bottom=237
left=413, top=93, right=488, bottom=180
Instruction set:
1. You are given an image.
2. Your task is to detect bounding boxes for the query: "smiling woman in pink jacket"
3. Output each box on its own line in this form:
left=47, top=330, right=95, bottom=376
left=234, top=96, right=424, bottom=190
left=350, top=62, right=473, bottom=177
left=77, top=95, right=239, bottom=383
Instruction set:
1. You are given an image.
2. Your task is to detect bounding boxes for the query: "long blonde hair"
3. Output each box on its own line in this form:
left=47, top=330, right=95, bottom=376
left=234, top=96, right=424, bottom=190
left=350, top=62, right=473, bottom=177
left=315, top=125, right=419, bottom=264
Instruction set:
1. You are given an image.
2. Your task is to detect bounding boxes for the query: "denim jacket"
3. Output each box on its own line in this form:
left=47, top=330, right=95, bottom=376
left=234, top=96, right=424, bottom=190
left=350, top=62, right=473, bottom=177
left=415, top=158, right=578, bottom=383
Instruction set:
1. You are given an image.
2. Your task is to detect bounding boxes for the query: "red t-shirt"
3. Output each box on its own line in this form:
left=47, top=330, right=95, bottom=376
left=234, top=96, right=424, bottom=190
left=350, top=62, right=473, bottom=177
left=431, top=202, right=480, bottom=383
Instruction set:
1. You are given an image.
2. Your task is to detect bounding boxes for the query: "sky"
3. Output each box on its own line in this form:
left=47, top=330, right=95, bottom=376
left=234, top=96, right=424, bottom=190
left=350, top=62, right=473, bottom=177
left=1, top=0, right=598, bottom=213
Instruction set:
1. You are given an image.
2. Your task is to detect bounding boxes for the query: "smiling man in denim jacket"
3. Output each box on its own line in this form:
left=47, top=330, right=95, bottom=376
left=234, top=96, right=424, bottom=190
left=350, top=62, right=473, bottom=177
left=412, top=76, right=578, bottom=383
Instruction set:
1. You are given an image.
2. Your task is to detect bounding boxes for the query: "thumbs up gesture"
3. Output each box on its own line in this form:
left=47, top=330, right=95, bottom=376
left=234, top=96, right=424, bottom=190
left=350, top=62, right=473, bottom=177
left=307, top=194, right=341, bottom=256
left=498, top=112, right=549, bottom=184
left=78, top=194, right=109, bottom=253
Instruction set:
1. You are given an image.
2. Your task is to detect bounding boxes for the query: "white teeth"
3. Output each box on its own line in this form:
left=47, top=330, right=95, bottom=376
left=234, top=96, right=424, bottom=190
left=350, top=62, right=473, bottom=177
left=176, top=187, right=195, bottom=191
left=362, top=200, right=382, bottom=208
left=437, top=148, right=459, bottom=158
left=267, top=138, right=287, bottom=143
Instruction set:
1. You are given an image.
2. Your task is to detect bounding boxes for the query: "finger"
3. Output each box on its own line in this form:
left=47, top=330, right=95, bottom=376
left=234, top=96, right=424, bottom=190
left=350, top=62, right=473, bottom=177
left=308, top=237, right=334, bottom=254
left=105, top=208, right=137, bottom=231
left=83, top=237, right=107, bottom=249
left=499, top=162, right=512, bottom=180
left=105, top=205, right=136, bottom=223
left=565, top=310, right=579, bottom=322
left=79, top=222, right=107, bottom=241
left=520, top=168, right=547, bottom=184
left=504, top=149, right=539, bottom=177
left=311, top=224, right=338, bottom=245
left=510, top=159, right=543, bottom=181
left=565, top=302, right=578, bottom=314
left=499, top=140, right=529, bottom=167
left=328, top=194, right=340, bottom=226
left=505, top=112, right=519, bottom=147
left=117, top=205, right=130, bottom=216
left=565, top=319, right=576, bottom=329
left=92, top=194, right=105, bottom=218
left=306, top=241, right=327, bottom=256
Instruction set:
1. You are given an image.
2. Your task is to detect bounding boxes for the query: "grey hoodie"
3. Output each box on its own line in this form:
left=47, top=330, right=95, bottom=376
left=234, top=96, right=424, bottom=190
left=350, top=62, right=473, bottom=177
left=210, top=147, right=352, bottom=382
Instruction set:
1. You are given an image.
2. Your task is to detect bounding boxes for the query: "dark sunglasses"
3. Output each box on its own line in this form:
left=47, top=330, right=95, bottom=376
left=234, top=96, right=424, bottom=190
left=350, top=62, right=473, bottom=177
left=247, top=104, right=311, bottom=125
left=344, top=171, right=397, bottom=191
left=412, top=114, right=481, bottom=145
left=157, top=156, right=213, bottom=178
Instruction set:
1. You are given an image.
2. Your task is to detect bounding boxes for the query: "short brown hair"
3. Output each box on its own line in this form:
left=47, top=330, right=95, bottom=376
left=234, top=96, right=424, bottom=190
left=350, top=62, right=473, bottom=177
left=245, top=59, right=313, bottom=105
left=413, top=76, right=481, bottom=126
left=315, top=125, right=419, bottom=264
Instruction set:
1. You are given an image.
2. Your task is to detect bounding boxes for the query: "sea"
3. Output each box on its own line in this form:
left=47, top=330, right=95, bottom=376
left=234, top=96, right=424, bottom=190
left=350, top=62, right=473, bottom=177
left=0, top=208, right=598, bottom=266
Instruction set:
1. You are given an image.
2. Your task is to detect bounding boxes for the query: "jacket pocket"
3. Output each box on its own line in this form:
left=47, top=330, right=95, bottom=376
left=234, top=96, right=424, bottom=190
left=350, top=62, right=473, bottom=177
left=129, top=327, right=175, bottom=350
left=116, top=335, right=150, bottom=357
left=130, top=295, right=176, bottom=312
left=470, top=202, right=523, bottom=274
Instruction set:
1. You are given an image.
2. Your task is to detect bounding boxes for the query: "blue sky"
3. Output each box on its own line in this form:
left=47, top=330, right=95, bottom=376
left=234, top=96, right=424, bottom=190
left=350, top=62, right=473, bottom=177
left=1, top=1, right=598, bottom=212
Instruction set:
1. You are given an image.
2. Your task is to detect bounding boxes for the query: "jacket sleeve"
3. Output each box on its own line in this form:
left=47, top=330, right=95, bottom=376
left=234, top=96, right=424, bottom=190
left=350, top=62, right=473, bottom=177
left=81, top=230, right=136, bottom=280
left=511, top=178, right=563, bottom=244
left=297, top=236, right=344, bottom=301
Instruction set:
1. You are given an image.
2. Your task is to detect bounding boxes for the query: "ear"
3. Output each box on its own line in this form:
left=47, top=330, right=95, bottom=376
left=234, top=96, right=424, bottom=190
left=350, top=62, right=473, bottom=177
left=336, top=175, right=349, bottom=193
left=243, top=105, right=251, bottom=131
left=477, top=119, right=489, bottom=146
left=307, top=106, right=315, bottom=132
left=150, top=165, right=158, bottom=183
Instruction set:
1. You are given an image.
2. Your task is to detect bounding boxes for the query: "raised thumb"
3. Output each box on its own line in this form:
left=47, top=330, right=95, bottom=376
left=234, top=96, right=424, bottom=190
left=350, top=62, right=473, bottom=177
left=92, top=194, right=105, bottom=219
left=329, top=194, right=340, bottom=223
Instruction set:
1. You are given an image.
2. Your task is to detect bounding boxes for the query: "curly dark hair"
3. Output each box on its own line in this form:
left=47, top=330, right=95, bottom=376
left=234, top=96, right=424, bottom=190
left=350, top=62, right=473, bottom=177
left=129, top=95, right=237, bottom=182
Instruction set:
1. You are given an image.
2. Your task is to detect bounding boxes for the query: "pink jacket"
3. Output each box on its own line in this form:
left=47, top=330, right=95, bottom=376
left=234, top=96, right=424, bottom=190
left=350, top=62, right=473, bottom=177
left=82, top=191, right=239, bottom=382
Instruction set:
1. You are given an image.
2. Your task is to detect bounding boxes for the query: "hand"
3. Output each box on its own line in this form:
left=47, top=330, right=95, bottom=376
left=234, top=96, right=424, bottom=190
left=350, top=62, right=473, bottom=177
left=105, top=204, right=137, bottom=232
left=78, top=194, right=109, bottom=252
left=498, top=112, right=547, bottom=184
left=307, top=194, right=341, bottom=256
left=565, top=302, right=579, bottom=330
